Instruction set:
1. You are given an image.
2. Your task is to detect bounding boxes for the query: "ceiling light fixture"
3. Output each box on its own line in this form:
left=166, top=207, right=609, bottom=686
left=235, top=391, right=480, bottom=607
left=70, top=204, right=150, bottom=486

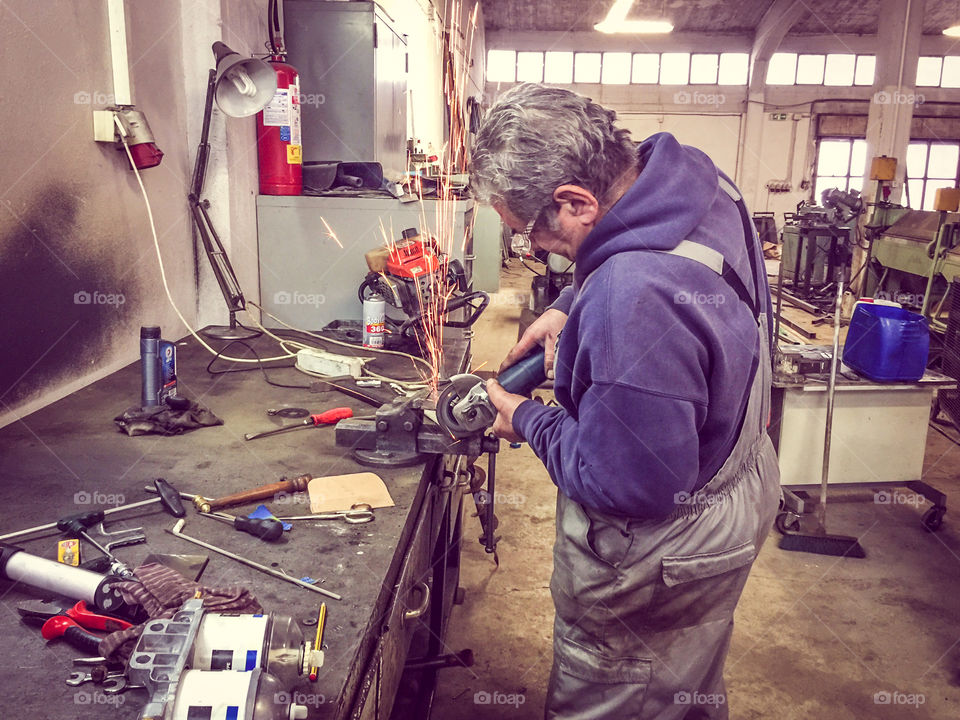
left=944, top=24, right=960, bottom=36
left=594, top=0, right=673, bottom=34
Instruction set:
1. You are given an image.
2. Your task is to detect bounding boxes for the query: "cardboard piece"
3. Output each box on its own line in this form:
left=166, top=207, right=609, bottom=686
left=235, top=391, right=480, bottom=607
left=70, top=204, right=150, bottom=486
left=308, top=472, right=395, bottom=513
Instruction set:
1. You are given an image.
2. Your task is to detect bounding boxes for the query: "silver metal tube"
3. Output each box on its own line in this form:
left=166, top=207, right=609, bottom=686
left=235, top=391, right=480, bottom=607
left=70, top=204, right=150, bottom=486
left=166, top=520, right=341, bottom=601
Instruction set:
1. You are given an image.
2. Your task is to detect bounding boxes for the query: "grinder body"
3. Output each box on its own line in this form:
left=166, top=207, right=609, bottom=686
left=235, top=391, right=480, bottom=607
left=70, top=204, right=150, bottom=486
left=437, top=348, right=547, bottom=437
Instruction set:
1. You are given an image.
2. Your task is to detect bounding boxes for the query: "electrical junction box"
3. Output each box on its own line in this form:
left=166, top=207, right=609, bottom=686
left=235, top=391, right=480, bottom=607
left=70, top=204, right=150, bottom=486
left=870, top=156, right=897, bottom=181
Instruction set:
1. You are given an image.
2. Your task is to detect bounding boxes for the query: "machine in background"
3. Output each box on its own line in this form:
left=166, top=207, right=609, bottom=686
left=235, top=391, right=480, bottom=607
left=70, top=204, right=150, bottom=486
left=356, top=227, right=489, bottom=352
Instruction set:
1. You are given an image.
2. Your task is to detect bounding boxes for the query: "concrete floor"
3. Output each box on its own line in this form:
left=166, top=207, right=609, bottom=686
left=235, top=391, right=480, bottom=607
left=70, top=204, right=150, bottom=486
left=431, top=261, right=960, bottom=719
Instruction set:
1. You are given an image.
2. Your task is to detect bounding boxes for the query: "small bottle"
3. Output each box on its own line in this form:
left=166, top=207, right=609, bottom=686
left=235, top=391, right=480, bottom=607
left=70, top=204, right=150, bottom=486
left=140, top=326, right=161, bottom=407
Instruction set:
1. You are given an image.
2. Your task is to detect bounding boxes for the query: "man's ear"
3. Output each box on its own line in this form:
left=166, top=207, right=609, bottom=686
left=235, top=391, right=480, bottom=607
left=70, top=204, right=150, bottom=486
left=553, top=184, right=599, bottom=227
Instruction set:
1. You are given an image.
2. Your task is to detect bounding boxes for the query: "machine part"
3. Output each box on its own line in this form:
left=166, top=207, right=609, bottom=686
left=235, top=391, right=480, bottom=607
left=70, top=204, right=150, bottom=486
left=0, top=477, right=185, bottom=543
left=191, top=611, right=310, bottom=689
left=166, top=520, right=341, bottom=601
left=143, top=553, right=209, bottom=581
left=244, top=407, right=353, bottom=441
left=267, top=407, right=310, bottom=418
left=437, top=347, right=548, bottom=438
left=0, top=542, right=134, bottom=616
left=129, top=597, right=309, bottom=719
left=172, top=668, right=307, bottom=720
left=202, top=511, right=285, bottom=541
left=278, top=503, right=375, bottom=524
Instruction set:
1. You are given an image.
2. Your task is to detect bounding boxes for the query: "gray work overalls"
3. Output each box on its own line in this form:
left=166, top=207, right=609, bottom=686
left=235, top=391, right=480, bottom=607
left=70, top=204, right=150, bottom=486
left=545, top=182, right=781, bottom=720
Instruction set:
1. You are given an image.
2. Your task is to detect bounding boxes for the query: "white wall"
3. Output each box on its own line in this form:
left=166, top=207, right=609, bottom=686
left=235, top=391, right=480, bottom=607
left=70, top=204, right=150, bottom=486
left=0, top=0, right=265, bottom=427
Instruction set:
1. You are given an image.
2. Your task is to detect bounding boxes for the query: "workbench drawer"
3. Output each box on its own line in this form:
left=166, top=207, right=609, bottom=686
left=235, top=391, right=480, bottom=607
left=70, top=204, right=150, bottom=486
left=354, top=485, right=437, bottom=719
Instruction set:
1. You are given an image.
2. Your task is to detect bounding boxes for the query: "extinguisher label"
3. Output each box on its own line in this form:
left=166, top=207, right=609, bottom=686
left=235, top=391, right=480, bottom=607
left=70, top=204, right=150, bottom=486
left=280, top=126, right=291, bottom=142
left=287, top=145, right=302, bottom=164
left=289, top=80, right=302, bottom=146
left=262, top=88, right=290, bottom=127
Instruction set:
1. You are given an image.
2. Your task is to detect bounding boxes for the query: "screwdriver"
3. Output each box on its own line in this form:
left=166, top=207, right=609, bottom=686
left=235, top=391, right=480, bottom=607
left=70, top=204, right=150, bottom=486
left=244, top=407, right=353, bottom=441
left=201, top=511, right=285, bottom=542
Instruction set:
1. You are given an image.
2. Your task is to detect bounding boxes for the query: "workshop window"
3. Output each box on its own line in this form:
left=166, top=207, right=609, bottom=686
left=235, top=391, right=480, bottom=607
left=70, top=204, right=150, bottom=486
left=659, top=52, right=691, bottom=84
left=516, top=51, right=544, bottom=82
left=690, top=53, right=719, bottom=84
left=487, top=50, right=516, bottom=82
left=632, top=53, right=660, bottom=83
left=905, top=141, right=960, bottom=210
left=544, top=51, right=574, bottom=84
left=768, top=53, right=875, bottom=86
left=718, top=53, right=749, bottom=84
left=602, top=52, right=632, bottom=84
left=915, top=56, right=960, bottom=88
left=574, top=52, right=602, bottom=83
left=813, top=138, right=868, bottom=200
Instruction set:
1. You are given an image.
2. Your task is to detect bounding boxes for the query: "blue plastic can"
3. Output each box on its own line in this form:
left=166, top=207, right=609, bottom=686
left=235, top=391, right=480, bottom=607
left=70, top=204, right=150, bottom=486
left=842, top=303, right=929, bottom=382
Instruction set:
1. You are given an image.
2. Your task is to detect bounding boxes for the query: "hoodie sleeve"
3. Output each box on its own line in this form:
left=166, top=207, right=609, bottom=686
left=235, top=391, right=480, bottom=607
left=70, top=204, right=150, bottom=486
left=512, top=382, right=703, bottom=518
left=547, top=285, right=575, bottom=315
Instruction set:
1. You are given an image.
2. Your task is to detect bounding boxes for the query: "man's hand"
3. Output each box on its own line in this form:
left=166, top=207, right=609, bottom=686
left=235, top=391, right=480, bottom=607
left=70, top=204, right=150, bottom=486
left=500, top=308, right=567, bottom=379
left=486, top=379, right=526, bottom=443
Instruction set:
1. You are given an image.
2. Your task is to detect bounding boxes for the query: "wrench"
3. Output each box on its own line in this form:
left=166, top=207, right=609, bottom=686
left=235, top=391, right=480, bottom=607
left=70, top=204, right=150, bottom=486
left=102, top=677, right=145, bottom=694
left=66, top=670, right=125, bottom=686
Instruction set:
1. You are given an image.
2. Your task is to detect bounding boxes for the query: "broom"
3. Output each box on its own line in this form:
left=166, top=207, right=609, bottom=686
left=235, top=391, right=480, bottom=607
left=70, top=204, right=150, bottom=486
left=779, top=275, right=866, bottom=558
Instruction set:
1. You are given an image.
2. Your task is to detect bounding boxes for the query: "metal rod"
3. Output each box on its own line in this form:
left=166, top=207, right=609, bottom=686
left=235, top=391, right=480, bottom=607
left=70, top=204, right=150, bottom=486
left=165, top=520, right=341, bottom=601
left=819, top=279, right=844, bottom=533
left=0, top=497, right=162, bottom=543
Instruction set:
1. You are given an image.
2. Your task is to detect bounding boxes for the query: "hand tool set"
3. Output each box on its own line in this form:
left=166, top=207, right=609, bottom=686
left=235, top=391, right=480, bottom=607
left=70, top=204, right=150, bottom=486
left=0, top=468, right=376, bottom=717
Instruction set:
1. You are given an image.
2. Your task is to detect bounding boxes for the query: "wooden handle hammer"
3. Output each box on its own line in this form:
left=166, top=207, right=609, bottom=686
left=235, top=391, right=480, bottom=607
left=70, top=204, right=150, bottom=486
left=194, top=474, right=312, bottom=513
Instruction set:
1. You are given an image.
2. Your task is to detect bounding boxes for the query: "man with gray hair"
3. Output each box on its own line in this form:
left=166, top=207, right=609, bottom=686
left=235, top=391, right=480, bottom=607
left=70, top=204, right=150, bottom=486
left=471, top=83, right=780, bottom=719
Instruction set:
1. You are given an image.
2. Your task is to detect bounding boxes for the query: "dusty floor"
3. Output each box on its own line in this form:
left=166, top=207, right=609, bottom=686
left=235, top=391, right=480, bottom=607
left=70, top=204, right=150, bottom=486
left=431, top=261, right=960, bottom=719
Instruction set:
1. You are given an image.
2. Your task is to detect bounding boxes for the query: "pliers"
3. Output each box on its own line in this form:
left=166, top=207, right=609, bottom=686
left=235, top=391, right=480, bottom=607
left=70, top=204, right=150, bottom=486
left=18, top=599, right=133, bottom=654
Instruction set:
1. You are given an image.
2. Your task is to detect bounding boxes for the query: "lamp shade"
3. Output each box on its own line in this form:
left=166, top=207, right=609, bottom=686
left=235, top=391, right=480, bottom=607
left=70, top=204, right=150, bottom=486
left=211, top=41, right=277, bottom=118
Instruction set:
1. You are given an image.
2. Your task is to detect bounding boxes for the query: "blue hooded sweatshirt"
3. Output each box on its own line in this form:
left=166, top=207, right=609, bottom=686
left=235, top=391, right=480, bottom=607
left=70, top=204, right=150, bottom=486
left=511, top=132, right=771, bottom=520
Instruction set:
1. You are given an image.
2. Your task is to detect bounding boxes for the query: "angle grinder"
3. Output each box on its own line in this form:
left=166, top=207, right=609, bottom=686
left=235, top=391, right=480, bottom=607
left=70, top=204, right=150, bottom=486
left=437, top=348, right=548, bottom=438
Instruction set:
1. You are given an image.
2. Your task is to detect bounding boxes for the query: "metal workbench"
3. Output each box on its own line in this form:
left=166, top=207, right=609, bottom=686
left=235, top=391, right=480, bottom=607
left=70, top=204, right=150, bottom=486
left=0, top=333, right=471, bottom=719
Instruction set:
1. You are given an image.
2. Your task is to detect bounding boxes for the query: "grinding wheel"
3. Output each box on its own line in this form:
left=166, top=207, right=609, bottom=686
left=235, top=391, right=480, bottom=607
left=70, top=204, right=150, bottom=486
left=436, top=374, right=489, bottom=438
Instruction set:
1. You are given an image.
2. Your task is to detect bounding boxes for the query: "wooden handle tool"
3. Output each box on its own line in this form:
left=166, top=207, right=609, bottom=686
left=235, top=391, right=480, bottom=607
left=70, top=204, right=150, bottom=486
left=193, top=474, right=312, bottom=513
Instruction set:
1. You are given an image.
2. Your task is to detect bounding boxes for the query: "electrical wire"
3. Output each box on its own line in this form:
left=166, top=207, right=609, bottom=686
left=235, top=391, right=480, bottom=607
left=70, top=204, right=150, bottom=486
left=205, top=340, right=311, bottom=389
left=120, top=125, right=435, bottom=387
left=118, top=125, right=295, bottom=365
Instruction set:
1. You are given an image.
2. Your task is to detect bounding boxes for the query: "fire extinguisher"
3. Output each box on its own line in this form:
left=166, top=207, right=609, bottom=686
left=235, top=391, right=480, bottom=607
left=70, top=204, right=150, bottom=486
left=257, top=0, right=302, bottom=196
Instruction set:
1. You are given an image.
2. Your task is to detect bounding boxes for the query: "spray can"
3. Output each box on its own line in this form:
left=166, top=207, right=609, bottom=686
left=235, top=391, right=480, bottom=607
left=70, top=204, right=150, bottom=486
left=141, top=327, right=178, bottom=407
left=363, top=294, right=386, bottom=348
left=141, top=326, right=161, bottom=407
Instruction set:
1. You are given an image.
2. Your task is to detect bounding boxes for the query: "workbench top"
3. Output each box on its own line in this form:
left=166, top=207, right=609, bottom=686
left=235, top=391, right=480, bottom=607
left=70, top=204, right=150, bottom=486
left=0, top=333, right=462, bottom=718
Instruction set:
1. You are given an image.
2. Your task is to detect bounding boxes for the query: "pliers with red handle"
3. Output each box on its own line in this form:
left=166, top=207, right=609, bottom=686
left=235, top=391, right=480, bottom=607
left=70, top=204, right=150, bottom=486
left=18, top=599, right=133, bottom=654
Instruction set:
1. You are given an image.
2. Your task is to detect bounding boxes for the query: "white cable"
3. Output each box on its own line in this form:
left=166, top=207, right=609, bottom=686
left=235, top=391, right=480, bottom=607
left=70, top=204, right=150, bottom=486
left=118, top=128, right=294, bottom=364
left=248, top=300, right=434, bottom=374
left=121, top=122, right=436, bottom=383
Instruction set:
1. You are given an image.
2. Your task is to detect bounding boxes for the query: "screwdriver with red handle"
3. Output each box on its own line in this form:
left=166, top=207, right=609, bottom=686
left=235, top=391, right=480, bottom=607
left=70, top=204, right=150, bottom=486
left=244, top=407, right=353, bottom=441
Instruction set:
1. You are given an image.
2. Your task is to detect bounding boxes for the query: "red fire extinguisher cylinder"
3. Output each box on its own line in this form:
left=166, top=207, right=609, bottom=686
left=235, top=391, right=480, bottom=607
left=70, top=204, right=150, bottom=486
left=256, top=57, right=303, bottom=196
